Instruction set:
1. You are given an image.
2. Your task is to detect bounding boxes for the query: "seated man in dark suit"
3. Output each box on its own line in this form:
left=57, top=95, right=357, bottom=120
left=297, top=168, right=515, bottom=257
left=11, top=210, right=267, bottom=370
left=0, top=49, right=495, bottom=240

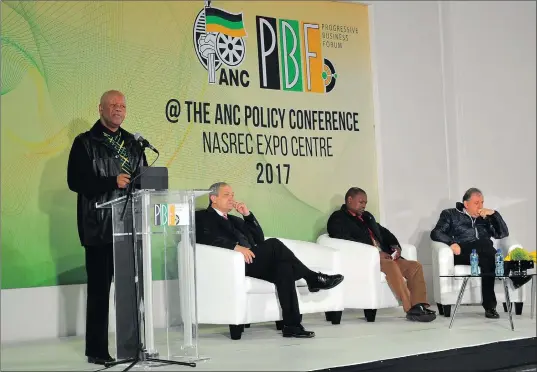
left=196, top=182, right=344, bottom=338
left=327, top=187, right=436, bottom=322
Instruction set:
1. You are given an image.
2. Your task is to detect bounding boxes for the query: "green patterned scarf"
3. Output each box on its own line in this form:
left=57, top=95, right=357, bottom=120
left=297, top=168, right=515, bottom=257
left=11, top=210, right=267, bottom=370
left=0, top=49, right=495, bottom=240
left=103, top=132, right=133, bottom=175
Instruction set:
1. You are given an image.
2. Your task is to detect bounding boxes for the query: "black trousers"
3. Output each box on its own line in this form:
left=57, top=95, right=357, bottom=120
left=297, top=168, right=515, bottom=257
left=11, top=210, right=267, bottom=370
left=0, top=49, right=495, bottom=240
left=455, top=239, right=497, bottom=310
left=245, top=238, right=314, bottom=326
left=84, top=244, right=114, bottom=357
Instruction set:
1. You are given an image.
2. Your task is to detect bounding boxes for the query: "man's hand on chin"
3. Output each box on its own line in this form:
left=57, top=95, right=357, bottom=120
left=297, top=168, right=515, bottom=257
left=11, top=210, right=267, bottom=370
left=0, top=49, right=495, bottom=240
left=478, top=208, right=495, bottom=218
left=234, top=201, right=250, bottom=216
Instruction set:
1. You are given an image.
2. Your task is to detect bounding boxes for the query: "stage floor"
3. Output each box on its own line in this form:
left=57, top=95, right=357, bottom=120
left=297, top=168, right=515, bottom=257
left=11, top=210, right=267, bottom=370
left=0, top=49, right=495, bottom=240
left=2, top=307, right=536, bottom=371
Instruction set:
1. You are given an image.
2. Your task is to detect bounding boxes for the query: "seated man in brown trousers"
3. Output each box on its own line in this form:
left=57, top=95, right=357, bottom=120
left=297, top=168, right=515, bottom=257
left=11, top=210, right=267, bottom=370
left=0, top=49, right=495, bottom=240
left=327, top=187, right=436, bottom=322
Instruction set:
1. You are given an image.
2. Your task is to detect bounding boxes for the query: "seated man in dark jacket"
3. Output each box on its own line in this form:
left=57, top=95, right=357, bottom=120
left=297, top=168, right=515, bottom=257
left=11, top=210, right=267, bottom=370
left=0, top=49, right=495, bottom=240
left=327, top=187, right=436, bottom=322
left=196, top=182, right=344, bottom=338
left=431, top=187, right=509, bottom=319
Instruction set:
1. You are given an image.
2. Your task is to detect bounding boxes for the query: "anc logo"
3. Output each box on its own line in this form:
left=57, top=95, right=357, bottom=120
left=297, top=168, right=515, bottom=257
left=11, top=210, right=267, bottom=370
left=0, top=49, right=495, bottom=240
left=193, top=1, right=337, bottom=93
left=193, top=1, right=248, bottom=84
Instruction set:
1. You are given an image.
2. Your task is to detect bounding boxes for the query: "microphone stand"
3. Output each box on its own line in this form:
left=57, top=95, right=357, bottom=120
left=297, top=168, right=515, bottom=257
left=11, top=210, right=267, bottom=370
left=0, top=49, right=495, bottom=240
left=100, top=146, right=196, bottom=372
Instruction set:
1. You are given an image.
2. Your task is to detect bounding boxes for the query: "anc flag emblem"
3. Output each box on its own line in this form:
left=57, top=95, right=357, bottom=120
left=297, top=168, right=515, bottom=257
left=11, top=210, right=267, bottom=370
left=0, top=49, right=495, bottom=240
left=205, top=7, right=246, bottom=38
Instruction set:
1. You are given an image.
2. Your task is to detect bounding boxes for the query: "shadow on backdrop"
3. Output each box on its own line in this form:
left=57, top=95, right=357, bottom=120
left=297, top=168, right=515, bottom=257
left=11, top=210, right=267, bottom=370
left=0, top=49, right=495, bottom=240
left=38, top=118, right=91, bottom=338
left=314, top=193, right=343, bottom=241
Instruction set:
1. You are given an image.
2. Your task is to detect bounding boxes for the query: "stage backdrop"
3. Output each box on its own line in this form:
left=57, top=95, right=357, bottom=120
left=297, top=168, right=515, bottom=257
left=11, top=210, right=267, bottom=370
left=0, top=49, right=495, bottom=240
left=1, top=1, right=378, bottom=289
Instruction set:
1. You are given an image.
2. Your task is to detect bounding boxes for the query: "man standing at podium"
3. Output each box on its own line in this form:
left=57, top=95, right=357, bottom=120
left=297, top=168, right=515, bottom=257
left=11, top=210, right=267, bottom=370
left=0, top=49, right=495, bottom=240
left=67, top=90, right=145, bottom=365
left=196, top=182, right=344, bottom=338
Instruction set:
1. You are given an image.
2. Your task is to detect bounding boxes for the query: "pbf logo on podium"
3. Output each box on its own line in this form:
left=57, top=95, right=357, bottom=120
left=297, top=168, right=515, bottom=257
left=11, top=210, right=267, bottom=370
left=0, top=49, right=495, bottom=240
left=154, top=204, right=191, bottom=226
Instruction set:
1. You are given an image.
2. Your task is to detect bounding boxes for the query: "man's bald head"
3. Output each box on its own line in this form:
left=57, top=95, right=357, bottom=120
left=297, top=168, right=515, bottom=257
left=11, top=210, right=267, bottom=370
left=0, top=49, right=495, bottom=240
left=100, top=90, right=124, bottom=105
left=98, top=90, right=126, bottom=131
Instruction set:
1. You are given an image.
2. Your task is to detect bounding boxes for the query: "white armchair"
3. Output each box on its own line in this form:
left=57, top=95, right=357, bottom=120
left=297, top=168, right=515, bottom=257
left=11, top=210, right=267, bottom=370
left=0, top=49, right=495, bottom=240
left=431, top=236, right=528, bottom=317
left=316, top=234, right=417, bottom=322
left=195, top=238, right=344, bottom=339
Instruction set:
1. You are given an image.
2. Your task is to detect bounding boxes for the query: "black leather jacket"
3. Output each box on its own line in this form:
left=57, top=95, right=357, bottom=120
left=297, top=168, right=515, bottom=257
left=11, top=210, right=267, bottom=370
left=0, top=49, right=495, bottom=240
left=430, top=202, right=509, bottom=246
left=327, top=205, right=401, bottom=255
left=67, top=120, right=145, bottom=247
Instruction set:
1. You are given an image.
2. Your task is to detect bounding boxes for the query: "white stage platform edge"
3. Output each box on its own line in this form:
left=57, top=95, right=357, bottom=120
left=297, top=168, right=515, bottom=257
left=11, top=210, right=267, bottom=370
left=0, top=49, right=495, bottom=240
left=1, top=307, right=536, bottom=371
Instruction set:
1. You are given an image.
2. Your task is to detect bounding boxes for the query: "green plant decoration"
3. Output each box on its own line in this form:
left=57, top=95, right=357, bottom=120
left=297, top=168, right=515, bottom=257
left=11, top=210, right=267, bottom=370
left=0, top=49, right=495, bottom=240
left=510, top=247, right=531, bottom=261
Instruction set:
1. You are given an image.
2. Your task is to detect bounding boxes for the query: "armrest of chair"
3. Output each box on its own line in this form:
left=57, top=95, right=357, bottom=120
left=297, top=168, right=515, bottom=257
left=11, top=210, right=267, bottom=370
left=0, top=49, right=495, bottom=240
left=195, top=244, right=246, bottom=323
left=401, top=244, right=417, bottom=261
left=431, top=240, right=457, bottom=302
left=275, top=237, right=342, bottom=273
left=316, top=235, right=381, bottom=293
left=495, top=236, right=522, bottom=255
left=431, top=240, right=454, bottom=276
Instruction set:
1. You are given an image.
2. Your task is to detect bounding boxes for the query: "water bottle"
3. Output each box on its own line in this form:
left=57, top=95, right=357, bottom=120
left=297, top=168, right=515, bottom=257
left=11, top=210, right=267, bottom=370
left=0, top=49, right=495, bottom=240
left=470, top=249, right=479, bottom=276
left=495, top=248, right=504, bottom=277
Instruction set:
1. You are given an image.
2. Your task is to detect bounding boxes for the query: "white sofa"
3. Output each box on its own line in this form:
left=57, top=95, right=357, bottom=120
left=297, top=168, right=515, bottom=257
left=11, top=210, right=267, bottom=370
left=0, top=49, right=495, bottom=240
left=195, top=237, right=344, bottom=339
left=431, top=236, right=528, bottom=316
left=316, top=234, right=417, bottom=322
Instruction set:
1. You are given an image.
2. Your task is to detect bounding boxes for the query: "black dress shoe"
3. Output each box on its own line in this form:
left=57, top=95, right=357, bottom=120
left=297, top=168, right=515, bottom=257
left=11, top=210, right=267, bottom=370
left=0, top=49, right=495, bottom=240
left=420, top=304, right=437, bottom=315
left=485, top=308, right=500, bottom=319
left=406, top=304, right=437, bottom=322
left=307, top=273, right=344, bottom=292
left=87, top=355, right=115, bottom=365
left=282, top=324, right=315, bottom=338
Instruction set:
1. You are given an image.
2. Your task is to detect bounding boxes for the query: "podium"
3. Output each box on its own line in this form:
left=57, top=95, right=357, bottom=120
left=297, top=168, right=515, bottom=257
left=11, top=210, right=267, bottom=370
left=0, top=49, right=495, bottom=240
left=96, top=189, right=208, bottom=365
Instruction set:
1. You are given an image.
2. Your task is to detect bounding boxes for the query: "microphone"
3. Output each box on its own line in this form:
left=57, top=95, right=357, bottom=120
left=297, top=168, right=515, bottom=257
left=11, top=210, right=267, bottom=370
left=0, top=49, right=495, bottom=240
left=134, top=133, right=159, bottom=153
